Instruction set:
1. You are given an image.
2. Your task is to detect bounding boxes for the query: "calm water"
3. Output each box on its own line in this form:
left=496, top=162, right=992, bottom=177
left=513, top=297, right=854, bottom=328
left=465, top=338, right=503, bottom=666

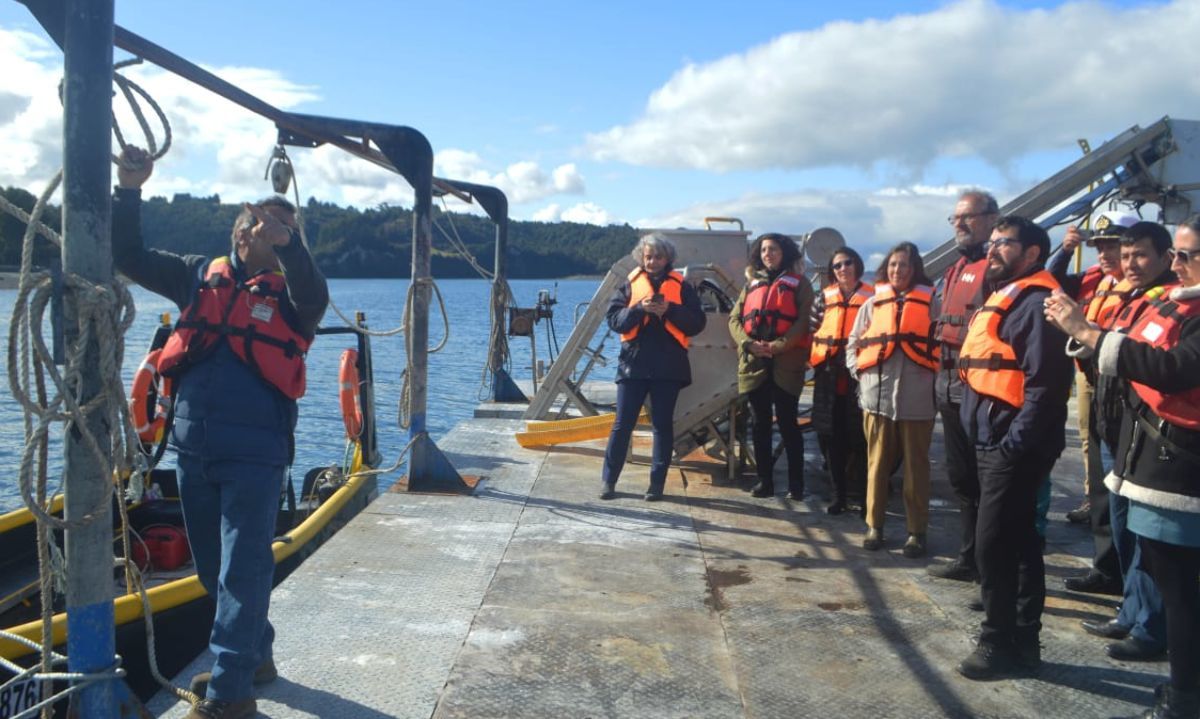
left=0, top=277, right=614, bottom=511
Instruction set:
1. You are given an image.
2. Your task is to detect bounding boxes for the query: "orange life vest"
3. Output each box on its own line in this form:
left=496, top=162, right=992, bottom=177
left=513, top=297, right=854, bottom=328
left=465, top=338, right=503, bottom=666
left=1086, top=276, right=1133, bottom=328
left=957, top=270, right=1060, bottom=407
left=739, top=272, right=805, bottom=341
left=856, top=284, right=939, bottom=372
left=810, top=281, right=874, bottom=368
left=621, top=268, right=689, bottom=349
left=157, top=256, right=311, bottom=399
left=1126, top=291, right=1200, bottom=431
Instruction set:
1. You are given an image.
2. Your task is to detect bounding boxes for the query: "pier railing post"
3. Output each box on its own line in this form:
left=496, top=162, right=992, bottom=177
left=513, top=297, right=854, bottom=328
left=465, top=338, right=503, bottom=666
left=61, top=0, right=118, bottom=715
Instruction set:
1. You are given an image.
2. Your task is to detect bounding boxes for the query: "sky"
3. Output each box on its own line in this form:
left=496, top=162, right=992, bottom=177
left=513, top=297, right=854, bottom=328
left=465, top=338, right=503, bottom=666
left=2, top=0, right=1199, bottom=262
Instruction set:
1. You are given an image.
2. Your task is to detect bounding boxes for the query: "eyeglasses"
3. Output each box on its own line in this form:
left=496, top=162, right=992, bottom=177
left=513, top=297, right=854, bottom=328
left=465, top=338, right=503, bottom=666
left=947, top=211, right=995, bottom=226
left=985, top=236, right=1021, bottom=251
left=831, top=260, right=855, bottom=270
left=1172, top=247, right=1200, bottom=264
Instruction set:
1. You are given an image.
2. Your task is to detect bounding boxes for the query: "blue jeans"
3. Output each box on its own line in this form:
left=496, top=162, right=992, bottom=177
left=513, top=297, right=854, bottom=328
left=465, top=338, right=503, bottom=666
left=602, top=379, right=682, bottom=491
left=1112, top=492, right=1167, bottom=647
left=177, top=454, right=283, bottom=701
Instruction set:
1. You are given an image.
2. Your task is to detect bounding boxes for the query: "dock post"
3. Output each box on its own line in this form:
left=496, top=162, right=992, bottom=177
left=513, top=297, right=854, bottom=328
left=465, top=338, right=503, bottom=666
left=60, top=0, right=119, bottom=715
left=376, top=129, right=471, bottom=493
left=488, top=195, right=526, bottom=402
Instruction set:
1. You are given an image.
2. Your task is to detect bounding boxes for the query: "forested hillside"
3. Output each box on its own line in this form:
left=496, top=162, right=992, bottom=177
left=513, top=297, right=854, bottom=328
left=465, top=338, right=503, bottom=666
left=0, top=187, right=639, bottom=278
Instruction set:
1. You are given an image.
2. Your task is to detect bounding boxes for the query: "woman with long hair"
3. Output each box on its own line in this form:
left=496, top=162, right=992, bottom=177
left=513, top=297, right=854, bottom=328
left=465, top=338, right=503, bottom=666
left=729, top=233, right=815, bottom=499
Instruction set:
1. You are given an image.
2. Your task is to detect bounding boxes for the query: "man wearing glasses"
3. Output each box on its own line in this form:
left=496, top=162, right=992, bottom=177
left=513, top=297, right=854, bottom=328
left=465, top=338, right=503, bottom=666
left=928, top=190, right=998, bottom=585
left=956, top=216, right=1073, bottom=679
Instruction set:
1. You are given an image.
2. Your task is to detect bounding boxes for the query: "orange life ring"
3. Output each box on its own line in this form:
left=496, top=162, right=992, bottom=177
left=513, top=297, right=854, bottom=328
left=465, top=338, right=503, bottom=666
left=130, top=348, right=172, bottom=444
left=339, top=349, right=363, bottom=439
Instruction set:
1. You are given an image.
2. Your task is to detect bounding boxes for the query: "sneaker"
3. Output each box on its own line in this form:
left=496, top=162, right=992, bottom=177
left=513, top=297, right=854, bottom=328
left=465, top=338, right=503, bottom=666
left=862, top=528, right=883, bottom=551
left=956, top=641, right=1025, bottom=681
left=599, top=482, right=617, bottom=500
left=190, top=659, right=277, bottom=697
left=644, top=488, right=663, bottom=502
left=184, top=698, right=257, bottom=719
left=902, top=533, right=926, bottom=558
left=1065, top=501, right=1090, bottom=524
left=927, top=559, right=979, bottom=582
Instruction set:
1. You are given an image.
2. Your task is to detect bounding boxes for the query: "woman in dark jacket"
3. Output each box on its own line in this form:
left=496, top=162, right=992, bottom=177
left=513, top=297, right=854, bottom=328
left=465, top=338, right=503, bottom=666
left=1045, top=215, right=1200, bottom=719
left=809, top=247, right=873, bottom=514
left=600, top=233, right=706, bottom=501
left=729, top=233, right=815, bottom=499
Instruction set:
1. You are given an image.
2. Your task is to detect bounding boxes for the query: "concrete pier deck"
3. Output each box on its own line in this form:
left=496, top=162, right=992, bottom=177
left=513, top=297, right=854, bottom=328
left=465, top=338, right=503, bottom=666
left=150, top=399, right=1160, bottom=718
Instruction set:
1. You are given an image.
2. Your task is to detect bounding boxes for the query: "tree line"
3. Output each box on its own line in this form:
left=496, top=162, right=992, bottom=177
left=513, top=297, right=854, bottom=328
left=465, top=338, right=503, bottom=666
left=0, top=187, right=640, bottom=278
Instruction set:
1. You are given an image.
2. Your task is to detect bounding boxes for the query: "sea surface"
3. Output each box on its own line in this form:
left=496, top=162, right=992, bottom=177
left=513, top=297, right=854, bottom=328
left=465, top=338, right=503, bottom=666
left=0, top=277, right=615, bottom=512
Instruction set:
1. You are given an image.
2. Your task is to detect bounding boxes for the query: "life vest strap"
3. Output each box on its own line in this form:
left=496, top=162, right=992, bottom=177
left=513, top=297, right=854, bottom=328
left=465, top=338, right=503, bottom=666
left=957, top=354, right=1020, bottom=371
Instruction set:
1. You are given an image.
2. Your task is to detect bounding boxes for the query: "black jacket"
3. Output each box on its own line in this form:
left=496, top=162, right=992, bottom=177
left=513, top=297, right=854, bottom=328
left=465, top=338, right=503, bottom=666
left=959, top=266, right=1073, bottom=462
left=606, top=270, right=706, bottom=386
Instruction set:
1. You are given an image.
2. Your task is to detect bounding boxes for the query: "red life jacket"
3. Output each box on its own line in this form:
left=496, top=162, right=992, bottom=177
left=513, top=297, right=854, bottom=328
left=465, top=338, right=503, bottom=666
left=935, top=257, right=988, bottom=349
left=739, top=272, right=806, bottom=342
left=810, top=281, right=874, bottom=368
left=1076, top=264, right=1106, bottom=302
left=621, top=268, right=689, bottom=348
left=157, top=257, right=311, bottom=399
left=856, top=284, right=940, bottom=372
left=1126, top=291, right=1200, bottom=430
left=957, top=270, right=1060, bottom=407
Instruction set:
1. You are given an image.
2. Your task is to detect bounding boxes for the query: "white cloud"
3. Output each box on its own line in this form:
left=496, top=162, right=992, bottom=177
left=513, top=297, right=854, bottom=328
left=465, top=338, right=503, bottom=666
left=587, top=0, right=1200, bottom=174
left=434, top=151, right=586, bottom=205
left=531, top=201, right=615, bottom=225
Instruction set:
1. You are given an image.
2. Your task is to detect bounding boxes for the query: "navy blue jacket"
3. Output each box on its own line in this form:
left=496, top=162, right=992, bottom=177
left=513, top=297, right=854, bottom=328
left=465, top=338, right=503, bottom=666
left=959, top=266, right=1073, bottom=462
left=113, top=188, right=329, bottom=466
left=606, top=270, right=706, bottom=387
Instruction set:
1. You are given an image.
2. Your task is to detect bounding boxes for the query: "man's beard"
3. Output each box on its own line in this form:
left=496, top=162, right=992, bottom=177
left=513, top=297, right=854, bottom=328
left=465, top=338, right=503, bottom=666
left=985, top=256, right=1017, bottom=283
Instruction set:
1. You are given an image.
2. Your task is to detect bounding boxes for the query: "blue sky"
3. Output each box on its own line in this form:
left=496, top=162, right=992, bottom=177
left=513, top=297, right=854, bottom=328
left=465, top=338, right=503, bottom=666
left=2, top=0, right=1197, bottom=260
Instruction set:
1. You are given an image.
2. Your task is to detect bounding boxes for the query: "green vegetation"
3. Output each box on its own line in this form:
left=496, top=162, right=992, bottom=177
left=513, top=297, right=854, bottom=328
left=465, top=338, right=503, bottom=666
left=0, top=188, right=638, bottom=279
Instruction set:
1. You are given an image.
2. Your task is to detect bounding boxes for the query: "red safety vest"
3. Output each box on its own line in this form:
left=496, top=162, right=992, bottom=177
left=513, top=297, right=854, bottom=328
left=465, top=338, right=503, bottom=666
left=810, top=282, right=874, bottom=368
left=621, top=268, right=689, bottom=348
left=1127, top=292, right=1200, bottom=430
left=739, top=272, right=805, bottom=342
left=157, top=257, right=311, bottom=399
left=936, top=257, right=988, bottom=348
left=957, top=270, right=1060, bottom=407
left=856, top=284, right=940, bottom=372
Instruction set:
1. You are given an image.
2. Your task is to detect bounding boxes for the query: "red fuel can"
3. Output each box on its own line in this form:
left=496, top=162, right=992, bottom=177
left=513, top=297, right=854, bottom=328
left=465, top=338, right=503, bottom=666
left=144, top=526, right=191, bottom=570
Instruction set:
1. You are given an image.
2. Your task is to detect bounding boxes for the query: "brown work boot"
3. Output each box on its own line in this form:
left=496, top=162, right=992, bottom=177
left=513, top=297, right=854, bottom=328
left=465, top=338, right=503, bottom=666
left=190, top=658, right=277, bottom=697
left=184, top=698, right=257, bottom=719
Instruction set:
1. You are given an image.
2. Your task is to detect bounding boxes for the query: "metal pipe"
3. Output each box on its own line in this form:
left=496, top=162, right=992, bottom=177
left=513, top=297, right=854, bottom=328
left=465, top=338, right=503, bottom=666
left=61, top=0, right=117, bottom=715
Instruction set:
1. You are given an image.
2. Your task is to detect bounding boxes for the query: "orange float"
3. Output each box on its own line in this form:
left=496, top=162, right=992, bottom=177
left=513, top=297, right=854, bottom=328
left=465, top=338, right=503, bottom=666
left=339, top=349, right=363, bottom=439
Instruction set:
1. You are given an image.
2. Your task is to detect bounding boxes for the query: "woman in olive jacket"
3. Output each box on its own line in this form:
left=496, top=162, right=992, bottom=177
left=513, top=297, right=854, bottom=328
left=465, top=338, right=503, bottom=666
left=729, top=233, right=815, bottom=499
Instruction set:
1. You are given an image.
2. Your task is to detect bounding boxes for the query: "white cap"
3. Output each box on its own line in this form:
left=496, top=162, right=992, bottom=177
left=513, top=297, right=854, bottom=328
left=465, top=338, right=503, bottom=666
left=1090, top=211, right=1140, bottom=241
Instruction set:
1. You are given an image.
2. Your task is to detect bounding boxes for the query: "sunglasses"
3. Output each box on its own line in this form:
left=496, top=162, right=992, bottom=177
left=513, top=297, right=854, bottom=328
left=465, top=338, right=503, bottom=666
left=1172, top=247, right=1199, bottom=264
left=831, top=260, right=855, bottom=270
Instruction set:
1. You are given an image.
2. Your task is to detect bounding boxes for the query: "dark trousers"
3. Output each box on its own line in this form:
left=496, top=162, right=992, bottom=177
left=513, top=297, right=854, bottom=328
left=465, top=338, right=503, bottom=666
left=602, top=378, right=682, bottom=491
left=1140, top=536, right=1200, bottom=691
left=939, top=401, right=979, bottom=568
left=822, top=392, right=866, bottom=504
left=1086, top=416, right=1121, bottom=579
left=1111, top=493, right=1167, bottom=646
left=748, top=379, right=804, bottom=494
left=976, top=448, right=1053, bottom=647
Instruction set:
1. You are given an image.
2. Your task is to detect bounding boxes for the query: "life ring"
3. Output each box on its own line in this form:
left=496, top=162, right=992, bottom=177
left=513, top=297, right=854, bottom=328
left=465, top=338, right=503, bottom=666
left=130, top=348, right=172, bottom=444
left=339, top=349, right=363, bottom=439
